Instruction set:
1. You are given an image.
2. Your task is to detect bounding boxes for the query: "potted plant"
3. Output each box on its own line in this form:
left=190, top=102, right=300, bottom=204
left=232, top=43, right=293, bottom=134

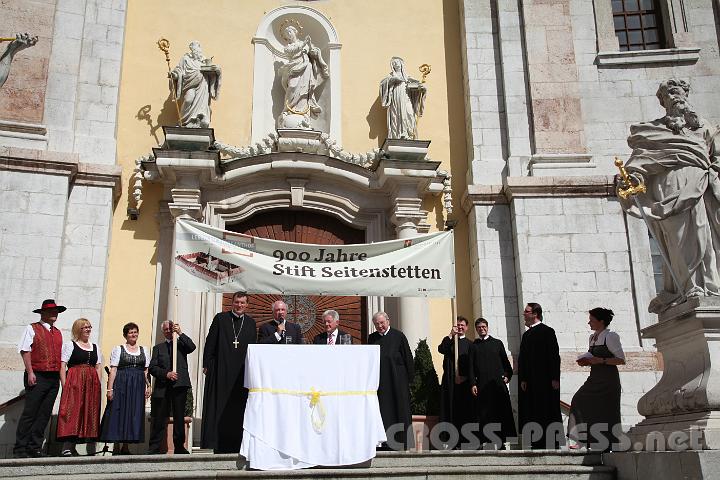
left=410, top=339, right=441, bottom=450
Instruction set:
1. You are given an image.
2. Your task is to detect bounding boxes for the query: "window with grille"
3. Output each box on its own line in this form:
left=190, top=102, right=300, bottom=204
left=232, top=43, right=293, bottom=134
left=612, top=0, right=665, bottom=51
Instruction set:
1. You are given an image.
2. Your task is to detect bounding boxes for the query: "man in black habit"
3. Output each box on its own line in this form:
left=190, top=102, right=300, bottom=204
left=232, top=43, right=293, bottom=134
left=437, top=316, right=472, bottom=448
left=518, top=302, right=563, bottom=449
left=201, top=291, right=256, bottom=453
left=468, top=317, right=516, bottom=449
left=368, top=311, right=415, bottom=451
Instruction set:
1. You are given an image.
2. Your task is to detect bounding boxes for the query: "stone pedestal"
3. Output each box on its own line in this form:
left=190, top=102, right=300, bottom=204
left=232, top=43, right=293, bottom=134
left=276, top=129, right=324, bottom=154
left=381, top=138, right=431, bottom=161
left=628, top=297, right=720, bottom=450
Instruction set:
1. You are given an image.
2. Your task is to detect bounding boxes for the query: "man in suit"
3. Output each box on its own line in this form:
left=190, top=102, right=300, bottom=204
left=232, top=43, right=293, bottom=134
left=258, top=300, right=303, bottom=344
left=518, top=302, right=562, bottom=449
left=313, top=309, right=350, bottom=344
left=148, top=321, right=196, bottom=454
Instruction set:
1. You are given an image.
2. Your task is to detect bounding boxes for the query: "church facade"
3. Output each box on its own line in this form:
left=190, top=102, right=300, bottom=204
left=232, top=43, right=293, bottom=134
left=1, top=0, right=720, bottom=454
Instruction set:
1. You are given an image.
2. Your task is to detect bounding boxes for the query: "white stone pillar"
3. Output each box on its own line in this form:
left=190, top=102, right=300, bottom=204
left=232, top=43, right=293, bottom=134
left=395, top=219, right=429, bottom=353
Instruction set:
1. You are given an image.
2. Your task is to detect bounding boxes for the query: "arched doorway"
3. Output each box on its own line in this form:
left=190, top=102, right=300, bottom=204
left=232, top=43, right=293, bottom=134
left=221, top=210, right=367, bottom=343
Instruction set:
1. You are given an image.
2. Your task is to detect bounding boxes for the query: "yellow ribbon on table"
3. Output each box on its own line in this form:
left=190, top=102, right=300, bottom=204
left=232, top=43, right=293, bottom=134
left=248, top=387, right=377, bottom=433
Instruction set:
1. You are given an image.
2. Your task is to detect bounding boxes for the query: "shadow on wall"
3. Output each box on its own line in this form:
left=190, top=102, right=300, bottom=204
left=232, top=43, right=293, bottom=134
left=135, top=94, right=181, bottom=145
left=366, top=95, right=386, bottom=148
left=0, top=399, right=24, bottom=458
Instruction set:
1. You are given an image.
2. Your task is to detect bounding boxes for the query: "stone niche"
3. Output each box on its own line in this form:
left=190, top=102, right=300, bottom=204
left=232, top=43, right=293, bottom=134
left=250, top=5, right=341, bottom=143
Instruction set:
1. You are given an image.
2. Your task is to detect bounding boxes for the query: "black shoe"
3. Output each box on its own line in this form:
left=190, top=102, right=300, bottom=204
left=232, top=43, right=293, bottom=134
left=28, top=450, right=44, bottom=458
left=174, top=448, right=190, bottom=454
left=13, top=451, right=29, bottom=459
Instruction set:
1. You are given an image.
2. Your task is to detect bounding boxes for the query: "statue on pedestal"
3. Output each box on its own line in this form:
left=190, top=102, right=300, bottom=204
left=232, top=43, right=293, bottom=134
left=276, top=19, right=330, bottom=130
left=0, top=33, right=38, bottom=89
left=170, top=41, right=221, bottom=128
left=618, top=78, right=720, bottom=313
left=379, top=57, right=427, bottom=140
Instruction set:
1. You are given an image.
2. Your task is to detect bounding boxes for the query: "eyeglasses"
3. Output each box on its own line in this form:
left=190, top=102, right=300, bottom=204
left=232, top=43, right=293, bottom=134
left=81, top=326, right=92, bottom=329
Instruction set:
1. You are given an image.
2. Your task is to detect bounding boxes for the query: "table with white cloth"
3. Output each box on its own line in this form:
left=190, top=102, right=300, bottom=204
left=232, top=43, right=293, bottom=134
left=239, top=344, right=387, bottom=470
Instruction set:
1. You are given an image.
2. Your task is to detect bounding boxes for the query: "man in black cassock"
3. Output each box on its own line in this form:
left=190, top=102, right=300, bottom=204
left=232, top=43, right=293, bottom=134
left=437, top=316, right=472, bottom=448
left=518, top=302, right=562, bottom=449
left=201, top=291, right=256, bottom=453
left=468, top=317, right=516, bottom=449
left=368, top=311, right=415, bottom=451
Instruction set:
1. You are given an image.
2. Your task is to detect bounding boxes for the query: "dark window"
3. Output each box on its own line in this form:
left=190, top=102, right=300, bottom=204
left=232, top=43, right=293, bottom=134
left=612, top=0, right=665, bottom=51
left=649, top=232, right=663, bottom=294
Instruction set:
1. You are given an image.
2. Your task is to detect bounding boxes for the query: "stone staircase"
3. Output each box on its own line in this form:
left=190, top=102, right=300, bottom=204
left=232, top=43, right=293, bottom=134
left=0, top=450, right=615, bottom=479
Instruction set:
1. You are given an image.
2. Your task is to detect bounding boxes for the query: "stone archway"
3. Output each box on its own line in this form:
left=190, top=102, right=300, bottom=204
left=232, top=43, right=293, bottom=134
left=221, top=209, right=367, bottom=343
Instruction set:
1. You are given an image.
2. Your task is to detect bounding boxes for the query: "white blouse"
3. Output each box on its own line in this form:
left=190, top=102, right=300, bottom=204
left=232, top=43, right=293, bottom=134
left=589, top=329, right=625, bottom=360
left=61, top=341, right=103, bottom=364
left=109, top=345, right=150, bottom=367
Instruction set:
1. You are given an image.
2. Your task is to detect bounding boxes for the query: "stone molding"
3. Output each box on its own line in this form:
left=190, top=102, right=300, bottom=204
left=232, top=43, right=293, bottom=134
left=0, top=120, right=46, bottom=135
left=560, top=351, right=661, bottom=373
left=0, top=146, right=122, bottom=199
left=596, top=47, right=701, bottom=67
left=462, top=175, right=616, bottom=212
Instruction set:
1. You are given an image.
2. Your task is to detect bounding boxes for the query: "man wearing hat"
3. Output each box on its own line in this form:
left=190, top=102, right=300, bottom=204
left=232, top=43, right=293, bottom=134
left=13, top=299, right=65, bottom=458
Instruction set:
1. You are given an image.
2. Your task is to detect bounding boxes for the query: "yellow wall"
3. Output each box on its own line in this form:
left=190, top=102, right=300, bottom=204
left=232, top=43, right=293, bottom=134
left=104, top=0, right=470, bottom=374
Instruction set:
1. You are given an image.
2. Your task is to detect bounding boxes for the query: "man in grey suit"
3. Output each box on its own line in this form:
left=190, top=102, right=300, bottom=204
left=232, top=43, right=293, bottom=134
left=313, top=309, right=350, bottom=344
left=148, top=321, right=196, bottom=454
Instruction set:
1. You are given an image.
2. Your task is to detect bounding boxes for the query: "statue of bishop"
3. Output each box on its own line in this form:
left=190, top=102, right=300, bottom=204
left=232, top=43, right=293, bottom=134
left=170, top=41, right=221, bottom=128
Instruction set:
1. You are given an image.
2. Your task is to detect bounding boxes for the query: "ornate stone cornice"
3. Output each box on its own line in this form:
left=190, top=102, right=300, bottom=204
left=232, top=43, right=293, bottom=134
left=462, top=175, right=616, bottom=213
left=0, top=146, right=122, bottom=199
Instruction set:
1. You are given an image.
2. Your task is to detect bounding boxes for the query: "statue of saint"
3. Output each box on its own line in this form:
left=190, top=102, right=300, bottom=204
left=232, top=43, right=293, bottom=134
left=619, top=78, right=720, bottom=313
left=277, top=19, right=330, bottom=129
left=379, top=57, right=427, bottom=140
left=170, top=41, right=221, bottom=128
left=0, top=33, right=38, bottom=89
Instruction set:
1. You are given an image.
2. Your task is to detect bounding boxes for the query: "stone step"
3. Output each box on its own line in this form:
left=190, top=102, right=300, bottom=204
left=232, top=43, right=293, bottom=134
left=0, top=451, right=613, bottom=480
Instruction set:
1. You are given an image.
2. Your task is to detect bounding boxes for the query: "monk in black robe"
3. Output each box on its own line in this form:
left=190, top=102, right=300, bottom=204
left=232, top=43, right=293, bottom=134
left=368, top=312, right=415, bottom=451
left=518, top=303, right=562, bottom=449
left=437, top=316, right=472, bottom=448
left=468, top=317, right=516, bottom=448
left=201, top=291, right=256, bottom=453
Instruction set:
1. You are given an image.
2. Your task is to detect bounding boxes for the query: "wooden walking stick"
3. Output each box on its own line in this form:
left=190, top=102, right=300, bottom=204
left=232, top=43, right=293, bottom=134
left=172, top=288, right=178, bottom=374
left=157, top=38, right=182, bottom=124
left=452, top=297, right=463, bottom=384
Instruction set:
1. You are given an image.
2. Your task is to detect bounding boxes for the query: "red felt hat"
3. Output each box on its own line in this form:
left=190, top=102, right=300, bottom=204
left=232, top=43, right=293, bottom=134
left=33, top=299, right=67, bottom=314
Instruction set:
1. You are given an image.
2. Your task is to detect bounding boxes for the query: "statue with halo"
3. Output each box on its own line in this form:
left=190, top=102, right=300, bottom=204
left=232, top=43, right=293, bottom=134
left=276, top=18, right=330, bottom=130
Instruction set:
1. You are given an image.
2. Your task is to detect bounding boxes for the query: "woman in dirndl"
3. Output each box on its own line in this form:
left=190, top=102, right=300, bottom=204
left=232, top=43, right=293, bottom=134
left=57, top=318, right=103, bottom=456
left=100, top=322, right=150, bottom=454
left=568, top=307, right=625, bottom=451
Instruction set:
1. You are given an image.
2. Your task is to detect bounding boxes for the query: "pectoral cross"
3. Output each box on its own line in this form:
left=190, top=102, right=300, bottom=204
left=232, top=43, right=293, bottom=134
left=233, top=339, right=239, bottom=349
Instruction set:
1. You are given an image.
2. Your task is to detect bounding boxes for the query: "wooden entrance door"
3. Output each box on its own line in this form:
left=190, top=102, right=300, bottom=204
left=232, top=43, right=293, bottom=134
left=222, top=211, right=366, bottom=343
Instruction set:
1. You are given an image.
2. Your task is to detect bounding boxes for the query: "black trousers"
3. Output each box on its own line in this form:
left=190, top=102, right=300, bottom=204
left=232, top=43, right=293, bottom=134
left=14, top=371, right=60, bottom=455
left=149, top=386, right=189, bottom=452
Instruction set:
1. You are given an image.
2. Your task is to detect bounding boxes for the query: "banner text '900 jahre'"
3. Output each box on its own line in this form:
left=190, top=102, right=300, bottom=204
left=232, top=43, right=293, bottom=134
left=174, top=219, right=456, bottom=298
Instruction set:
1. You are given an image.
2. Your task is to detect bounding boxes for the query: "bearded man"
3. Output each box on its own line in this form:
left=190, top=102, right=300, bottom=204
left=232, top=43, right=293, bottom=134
left=620, top=78, right=720, bottom=313
left=170, top=40, right=221, bottom=127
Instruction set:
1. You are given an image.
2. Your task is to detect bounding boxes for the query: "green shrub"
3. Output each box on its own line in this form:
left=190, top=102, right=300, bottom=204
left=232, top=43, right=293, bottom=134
left=410, top=339, right=441, bottom=416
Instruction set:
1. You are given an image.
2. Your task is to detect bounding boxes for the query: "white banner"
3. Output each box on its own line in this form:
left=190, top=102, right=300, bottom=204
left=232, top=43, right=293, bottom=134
left=174, top=219, right=456, bottom=298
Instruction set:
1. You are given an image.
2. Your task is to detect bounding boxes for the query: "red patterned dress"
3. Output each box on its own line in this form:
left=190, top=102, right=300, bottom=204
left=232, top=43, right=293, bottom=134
left=56, top=342, right=102, bottom=441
